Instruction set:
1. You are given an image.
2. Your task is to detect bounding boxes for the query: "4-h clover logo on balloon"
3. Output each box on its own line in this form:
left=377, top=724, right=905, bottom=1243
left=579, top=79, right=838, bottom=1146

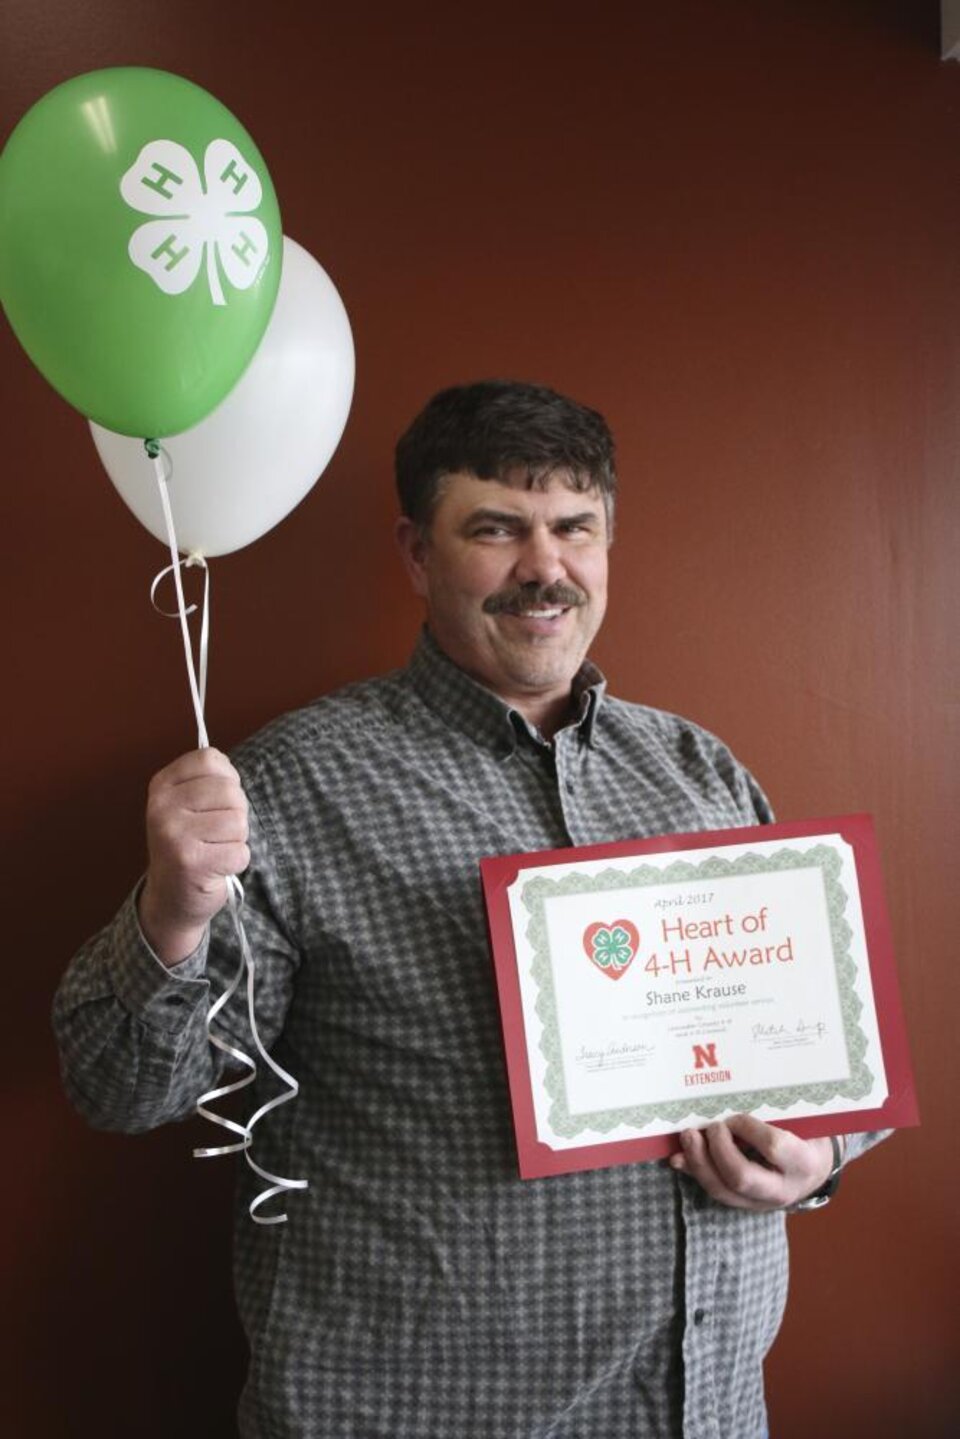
left=582, top=920, right=639, bottom=981
left=120, top=138, right=270, bottom=306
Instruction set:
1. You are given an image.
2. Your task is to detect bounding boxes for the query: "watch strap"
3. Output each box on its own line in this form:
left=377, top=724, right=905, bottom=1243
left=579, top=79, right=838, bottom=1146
left=789, top=1134, right=844, bottom=1211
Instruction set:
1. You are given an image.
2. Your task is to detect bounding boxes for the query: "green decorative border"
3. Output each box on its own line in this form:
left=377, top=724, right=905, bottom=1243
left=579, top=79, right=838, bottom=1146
left=521, top=845, right=873, bottom=1138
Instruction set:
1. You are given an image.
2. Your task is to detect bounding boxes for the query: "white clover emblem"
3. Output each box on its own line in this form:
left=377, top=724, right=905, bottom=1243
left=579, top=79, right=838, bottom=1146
left=120, top=139, right=269, bottom=306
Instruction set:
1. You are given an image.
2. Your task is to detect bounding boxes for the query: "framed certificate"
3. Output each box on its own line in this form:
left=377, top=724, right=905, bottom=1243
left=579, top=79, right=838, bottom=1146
left=480, top=815, right=918, bottom=1179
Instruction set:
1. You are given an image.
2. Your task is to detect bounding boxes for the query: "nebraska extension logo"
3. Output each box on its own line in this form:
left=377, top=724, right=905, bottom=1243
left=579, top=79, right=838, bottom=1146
left=683, top=1040, right=732, bottom=1088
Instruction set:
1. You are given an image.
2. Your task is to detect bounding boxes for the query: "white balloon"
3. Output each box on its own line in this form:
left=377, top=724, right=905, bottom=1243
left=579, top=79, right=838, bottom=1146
left=90, top=236, right=355, bottom=557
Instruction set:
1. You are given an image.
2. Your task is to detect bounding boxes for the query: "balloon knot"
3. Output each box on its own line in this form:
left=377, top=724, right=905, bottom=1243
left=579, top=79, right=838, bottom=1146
left=144, top=438, right=160, bottom=459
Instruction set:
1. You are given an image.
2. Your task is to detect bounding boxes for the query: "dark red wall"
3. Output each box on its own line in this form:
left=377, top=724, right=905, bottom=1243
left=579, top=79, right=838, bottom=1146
left=2, top=2, right=957, bottom=1434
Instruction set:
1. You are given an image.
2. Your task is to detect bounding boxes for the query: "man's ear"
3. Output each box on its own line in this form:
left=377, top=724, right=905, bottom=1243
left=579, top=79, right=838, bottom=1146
left=395, top=516, right=430, bottom=598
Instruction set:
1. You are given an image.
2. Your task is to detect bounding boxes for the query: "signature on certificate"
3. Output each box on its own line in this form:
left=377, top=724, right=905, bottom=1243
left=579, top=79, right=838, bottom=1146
left=752, top=1018, right=827, bottom=1045
left=575, top=1040, right=656, bottom=1071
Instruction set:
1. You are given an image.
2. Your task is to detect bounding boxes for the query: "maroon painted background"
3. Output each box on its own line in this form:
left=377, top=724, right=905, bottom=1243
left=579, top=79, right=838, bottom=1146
left=2, top=2, right=957, bottom=1434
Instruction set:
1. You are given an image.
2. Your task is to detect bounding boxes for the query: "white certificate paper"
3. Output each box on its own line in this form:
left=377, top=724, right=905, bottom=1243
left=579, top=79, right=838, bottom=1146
left=480, top=816, right=917, bottom=1178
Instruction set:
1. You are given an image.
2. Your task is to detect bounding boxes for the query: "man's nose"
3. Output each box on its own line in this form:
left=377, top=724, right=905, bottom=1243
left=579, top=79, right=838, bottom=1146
left=513, top=528, right=566, bottom=586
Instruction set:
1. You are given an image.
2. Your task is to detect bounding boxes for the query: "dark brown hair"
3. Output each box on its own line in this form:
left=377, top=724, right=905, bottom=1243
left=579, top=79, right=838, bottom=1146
left=395, top=380, right=617, bottom=529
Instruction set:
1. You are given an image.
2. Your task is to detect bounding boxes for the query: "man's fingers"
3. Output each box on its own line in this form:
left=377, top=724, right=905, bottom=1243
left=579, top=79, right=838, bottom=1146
left=175, top=777, right=248, bottom=816
left=196, top=809, right=249, bottom=844
left=158, top=803, right=249, bottom=844
left=673, top=1128, right=752, bottom=1209
left=672, top=1120, right=837, bottom=1211
left=700, top=1123, right=782, bottom=1203
left=148, top=747, right=240, bottom=792
left=146, top=750, right=248, bottom=849
left=141, top=749, right=251, bottom=948
left=721, top=1114, right=831, bottom=1191
left=723, top=1113, right=791, bottom=1168
left=196, top=840, right=251, bottom=880
left=149, top=775, right=246, bottom=815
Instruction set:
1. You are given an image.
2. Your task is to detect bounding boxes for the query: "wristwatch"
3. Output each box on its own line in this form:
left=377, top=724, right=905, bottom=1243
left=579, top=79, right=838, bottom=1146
left=789, top=1134, right=844, bottom=1211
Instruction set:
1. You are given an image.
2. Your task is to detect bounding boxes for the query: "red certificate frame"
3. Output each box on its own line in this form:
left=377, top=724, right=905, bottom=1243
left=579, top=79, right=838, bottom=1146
left=480, top=814, right=918, bottom=1180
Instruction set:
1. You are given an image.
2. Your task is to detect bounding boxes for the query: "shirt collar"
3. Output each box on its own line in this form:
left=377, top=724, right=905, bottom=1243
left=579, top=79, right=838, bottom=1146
left=404, top=627, right=607, bottom=758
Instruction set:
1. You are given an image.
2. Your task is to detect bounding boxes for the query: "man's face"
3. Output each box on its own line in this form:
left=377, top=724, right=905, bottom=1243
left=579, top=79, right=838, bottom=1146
left=397, top=471, right=609, bottom=719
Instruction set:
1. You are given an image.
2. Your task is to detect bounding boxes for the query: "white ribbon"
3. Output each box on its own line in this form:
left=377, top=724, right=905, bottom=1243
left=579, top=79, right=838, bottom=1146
left=147, top=441, right=307, bottom=1224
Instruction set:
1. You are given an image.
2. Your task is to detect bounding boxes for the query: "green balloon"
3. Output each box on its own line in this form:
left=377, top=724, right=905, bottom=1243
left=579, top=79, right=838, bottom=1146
left=0, top=67, right=282, bottom=437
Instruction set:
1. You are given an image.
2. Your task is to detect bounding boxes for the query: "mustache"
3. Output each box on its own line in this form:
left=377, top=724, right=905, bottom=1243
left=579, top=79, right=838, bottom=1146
left=483, top=581, right=587, bottom=615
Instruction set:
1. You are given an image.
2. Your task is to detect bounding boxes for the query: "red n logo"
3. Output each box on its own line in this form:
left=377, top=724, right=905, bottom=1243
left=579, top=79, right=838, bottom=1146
left=692, top=1043, right=719, bottom=1070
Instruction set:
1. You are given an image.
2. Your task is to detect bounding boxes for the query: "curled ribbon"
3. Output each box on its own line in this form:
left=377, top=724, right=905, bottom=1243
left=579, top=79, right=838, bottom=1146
left=147, top=441, right=307, bottom=1224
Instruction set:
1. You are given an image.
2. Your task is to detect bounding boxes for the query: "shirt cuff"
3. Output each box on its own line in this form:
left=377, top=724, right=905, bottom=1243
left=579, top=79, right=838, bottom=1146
left=104, top=887, right=211, bottom=1033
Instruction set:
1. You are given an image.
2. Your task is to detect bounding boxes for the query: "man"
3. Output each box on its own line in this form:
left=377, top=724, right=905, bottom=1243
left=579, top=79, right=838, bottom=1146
left=54, top=380, right=881, bottom=1439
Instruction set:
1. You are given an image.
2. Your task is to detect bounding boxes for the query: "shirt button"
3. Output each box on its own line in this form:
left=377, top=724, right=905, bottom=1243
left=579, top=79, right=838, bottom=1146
left=693, top=1308, right=707, bottom=1325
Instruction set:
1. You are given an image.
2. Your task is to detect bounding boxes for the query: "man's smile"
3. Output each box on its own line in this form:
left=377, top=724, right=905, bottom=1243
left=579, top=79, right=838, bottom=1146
left=498, top=605, right=573, bottom=635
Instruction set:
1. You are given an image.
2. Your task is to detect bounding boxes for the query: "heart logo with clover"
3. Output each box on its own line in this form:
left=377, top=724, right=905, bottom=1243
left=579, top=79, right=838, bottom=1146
left=582, top=920, right=639, bottom=981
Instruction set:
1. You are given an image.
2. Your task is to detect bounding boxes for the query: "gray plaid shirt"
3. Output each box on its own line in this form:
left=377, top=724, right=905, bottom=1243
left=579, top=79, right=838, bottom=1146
left=54, top=631, right=880, bottom=1439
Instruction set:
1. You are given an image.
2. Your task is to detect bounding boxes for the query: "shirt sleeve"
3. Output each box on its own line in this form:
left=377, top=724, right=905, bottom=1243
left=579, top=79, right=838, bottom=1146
left=671, top=715, right=775, bottom=827
left=51, top=782, right=301, bottom=1135
left=841, top=1129, right=892, bottom=1164
left=709, top=734, right=774, bottom=826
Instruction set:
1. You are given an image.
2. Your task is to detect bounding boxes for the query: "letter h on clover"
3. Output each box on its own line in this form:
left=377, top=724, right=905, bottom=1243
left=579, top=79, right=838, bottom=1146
left=120, top=138, right=269, bottom=306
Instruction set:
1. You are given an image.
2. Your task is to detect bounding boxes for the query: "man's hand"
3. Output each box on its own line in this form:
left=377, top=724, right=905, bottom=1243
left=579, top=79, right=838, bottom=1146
left=137, top=749, right=250, bottom=968
left=669, top=1113, right=838, bottom=1211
